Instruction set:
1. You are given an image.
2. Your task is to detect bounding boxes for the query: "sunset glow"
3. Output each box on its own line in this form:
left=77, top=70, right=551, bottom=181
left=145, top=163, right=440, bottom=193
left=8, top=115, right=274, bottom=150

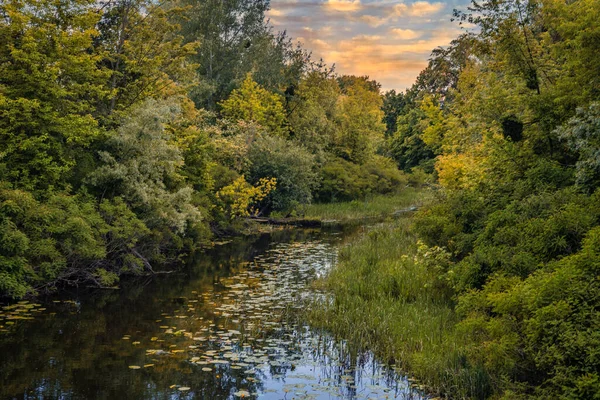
left=267, top=0, right=471, bottom=90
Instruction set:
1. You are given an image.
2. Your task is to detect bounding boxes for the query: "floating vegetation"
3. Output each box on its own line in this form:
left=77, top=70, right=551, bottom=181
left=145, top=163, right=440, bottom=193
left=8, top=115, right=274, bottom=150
left=0, top=300, right=67, bottom=333
left=105, top=240, right=428, bottom=399
left=1, top=233, right=427, bottom=399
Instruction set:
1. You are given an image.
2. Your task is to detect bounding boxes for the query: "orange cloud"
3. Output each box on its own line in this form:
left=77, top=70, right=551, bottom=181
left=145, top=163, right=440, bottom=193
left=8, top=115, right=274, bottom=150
left=360, top=15, right=387, bottom=27
left=410, top=1, right=445, bottom=16
left=325, top=0, right=363, bottom=12
left=390, top=28, right=421, bottom=40
left=393, top=1, right=444, bottom=17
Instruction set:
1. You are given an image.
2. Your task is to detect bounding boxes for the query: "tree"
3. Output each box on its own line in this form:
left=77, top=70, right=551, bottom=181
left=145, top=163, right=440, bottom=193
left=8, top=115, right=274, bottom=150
left=87, top=98, right=203, bottom=234
left=333, top=76, right=386, bottom=164
left=557, top=102, right=600, bottom=191
left=246, top=134, right=318, bottom=213
left=409, top=34, right=476, bottom=102
left=287, top=69, right=340, bottom=155
left=94, top=0, right=198, bottom=122
left=382, top=90, right=408, bottom=137
left=177, top=0, right=308, bottom=109
left=389, top=107, right=435, bottom=172
left=219, top=75, right=288, bottom=136
left=0, top=0, right=109, bottom=191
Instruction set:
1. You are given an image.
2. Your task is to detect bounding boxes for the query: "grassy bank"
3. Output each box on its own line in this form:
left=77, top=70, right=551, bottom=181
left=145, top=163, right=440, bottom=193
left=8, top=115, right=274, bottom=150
left=299, top=187, right=432, bottom=222
left=307, top=213, right=492, bottom=399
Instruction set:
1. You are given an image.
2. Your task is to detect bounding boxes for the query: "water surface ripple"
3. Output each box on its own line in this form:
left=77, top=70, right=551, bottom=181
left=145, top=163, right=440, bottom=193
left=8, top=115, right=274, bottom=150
left=0, top=228, right=427, bottom=400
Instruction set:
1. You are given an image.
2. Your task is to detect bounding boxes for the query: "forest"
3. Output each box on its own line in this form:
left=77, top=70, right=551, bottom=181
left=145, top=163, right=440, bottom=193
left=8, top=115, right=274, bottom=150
left=1, top=0, right=599, bottom=398
left=0, top=0, right=406, bottom=298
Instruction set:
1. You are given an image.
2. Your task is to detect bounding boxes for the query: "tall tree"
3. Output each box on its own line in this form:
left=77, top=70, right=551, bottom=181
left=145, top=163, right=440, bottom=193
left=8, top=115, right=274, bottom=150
left=333, top=76, right=386, bottom=164
left=94, top=0, right=197, bottom=123
left=0, top=0, right=109, bottom=191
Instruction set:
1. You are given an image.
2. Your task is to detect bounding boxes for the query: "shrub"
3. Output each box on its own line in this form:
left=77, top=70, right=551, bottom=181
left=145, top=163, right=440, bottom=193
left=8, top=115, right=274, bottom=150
left=316, top=156, right=407, bottom=202
left=246, top=134, right=318, bottom=213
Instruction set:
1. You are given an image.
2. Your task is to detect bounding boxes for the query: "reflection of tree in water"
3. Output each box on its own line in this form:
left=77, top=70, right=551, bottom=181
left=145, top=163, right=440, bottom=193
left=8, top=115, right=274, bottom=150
left=0, top=301, right=266, bottom=399
left=0, top=226, right=421, bottom=400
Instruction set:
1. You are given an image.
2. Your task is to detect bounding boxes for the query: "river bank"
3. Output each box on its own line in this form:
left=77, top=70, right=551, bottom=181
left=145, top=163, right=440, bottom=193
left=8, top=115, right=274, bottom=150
left=306, top=198, right=489, bottom=399
left=0, top=223, right=428, bottom=399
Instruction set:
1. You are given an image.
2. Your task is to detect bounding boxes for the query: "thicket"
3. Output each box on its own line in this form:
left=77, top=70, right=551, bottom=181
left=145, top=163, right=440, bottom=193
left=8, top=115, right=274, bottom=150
left=0, top=0, right=407, bottom=298
left=322, top=0, right=600, bottom=398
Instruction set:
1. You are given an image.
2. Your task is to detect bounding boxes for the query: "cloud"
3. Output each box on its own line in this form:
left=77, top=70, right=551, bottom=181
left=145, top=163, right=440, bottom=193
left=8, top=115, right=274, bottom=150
left=360, top=15, right=387, bottom=27
left=268, top=8, right=286, bottom=17
left=351, top=34, right=383, bottom=42
left=393, top=1, right=444, bottom=17
left=390, top=28, right=421, bottom=40
left=266, top=0, right=470, bottom=90
left=324, top=0, right=363, bottom=12
left=359, top=2, right=446, bottom=28
left=409, top=1, right=445, bottom=16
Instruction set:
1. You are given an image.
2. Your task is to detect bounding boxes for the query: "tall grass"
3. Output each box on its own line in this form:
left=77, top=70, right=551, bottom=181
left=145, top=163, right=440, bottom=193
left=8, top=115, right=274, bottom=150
left=307, top=215, right=492, bottom=399
left=302, top=187, right=432, bottom=221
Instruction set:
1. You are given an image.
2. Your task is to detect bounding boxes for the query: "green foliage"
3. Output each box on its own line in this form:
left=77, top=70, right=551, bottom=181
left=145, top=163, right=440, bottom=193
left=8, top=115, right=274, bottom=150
left=304, top=187, right=429, bottom=221
left=456, top=225, right=600, bottom=398
left=0, top=0, right=409, bottom=305
left=381, top=90, right=408, bottom=136
left=246, top=134, right=318, bottom=213
left=557, top=102, right=600, bottom=191
left=317, top=156, right=407, bottom=202
left=399, top=0, right=600, bottom=397
left=287, top=70, right=340, bottom=155
left=219, top=75, right=288, bottom=136
left=177, top=0, right=307, bottom=109
left=94, top=0, right=198, bottom=122
left=0, top=186, right=139, bottom=297
left=333, top=76, right=386, bottom=164
left=389, top=107, right=435, bottom=172
left=0, top=0, right=109, bottom=191
left=308, top=216, right=490, bottom=399
left=88, top=98, right=204, bottom=234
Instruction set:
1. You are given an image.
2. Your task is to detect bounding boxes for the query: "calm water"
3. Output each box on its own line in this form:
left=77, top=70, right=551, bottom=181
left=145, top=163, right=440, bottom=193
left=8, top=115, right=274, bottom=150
left=0, top=227, right=427, bottom=400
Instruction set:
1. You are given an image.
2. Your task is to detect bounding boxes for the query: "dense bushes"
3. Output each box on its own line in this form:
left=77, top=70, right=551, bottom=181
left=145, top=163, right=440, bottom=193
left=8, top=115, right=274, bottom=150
left=316, top=156, right=407, bottom=202
left=455, top=226, right=600, bottom=398
left=246, top=134, right=319, bottom=213
left=0, top=188, right=151, bottom=297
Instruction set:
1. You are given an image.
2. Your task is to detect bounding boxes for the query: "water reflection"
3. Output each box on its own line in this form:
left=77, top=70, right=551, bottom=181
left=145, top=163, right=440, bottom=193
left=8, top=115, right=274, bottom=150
left=0, top=227, right=427, bottom=399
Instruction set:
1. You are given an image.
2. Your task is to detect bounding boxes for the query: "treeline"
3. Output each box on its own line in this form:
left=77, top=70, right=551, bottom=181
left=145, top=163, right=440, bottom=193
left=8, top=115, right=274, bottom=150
left=0, top=0, right=407, bottom=298
left=377, top=0, right=599, bottom=397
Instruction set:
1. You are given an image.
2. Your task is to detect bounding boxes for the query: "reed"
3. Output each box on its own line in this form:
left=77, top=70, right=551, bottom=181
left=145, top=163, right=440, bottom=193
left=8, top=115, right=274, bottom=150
left=301, top=187, right=432, bottom=221
left=307, top=215, right=493, bottom=399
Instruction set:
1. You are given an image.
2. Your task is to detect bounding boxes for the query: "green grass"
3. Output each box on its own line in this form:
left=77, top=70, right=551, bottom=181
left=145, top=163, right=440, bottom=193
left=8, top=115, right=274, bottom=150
left=301, top=187, right=433, bottom=222
left=307, top=214, right=492, bottom=399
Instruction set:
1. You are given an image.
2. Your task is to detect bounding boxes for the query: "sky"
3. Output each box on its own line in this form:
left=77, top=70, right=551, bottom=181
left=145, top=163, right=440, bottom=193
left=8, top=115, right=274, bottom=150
left=266, top=0, right=472, bottom=91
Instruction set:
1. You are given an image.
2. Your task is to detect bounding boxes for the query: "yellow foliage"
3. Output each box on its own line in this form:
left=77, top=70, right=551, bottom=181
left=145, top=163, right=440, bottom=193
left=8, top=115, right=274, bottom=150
left=219, top=74, right=288, bottom=137
left=420, top=95, right=446, bottom=151
left=436, top=148, right=487, bottom=191
left=217, top=176, right=277, bottom=217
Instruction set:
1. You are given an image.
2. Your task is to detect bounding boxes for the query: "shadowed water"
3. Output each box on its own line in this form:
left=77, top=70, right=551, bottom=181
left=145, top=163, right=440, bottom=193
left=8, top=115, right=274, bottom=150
left=0, top=227, right=428, bottom=400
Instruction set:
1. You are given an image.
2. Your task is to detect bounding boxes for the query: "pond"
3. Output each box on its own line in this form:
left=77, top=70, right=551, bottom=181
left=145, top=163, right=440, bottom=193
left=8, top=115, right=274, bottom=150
left=0, top=226, right=428, bottom=400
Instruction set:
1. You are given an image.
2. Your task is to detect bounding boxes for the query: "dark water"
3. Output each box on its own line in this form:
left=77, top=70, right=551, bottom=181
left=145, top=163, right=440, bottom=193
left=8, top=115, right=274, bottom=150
left=0, top=227, right=427, bottom=400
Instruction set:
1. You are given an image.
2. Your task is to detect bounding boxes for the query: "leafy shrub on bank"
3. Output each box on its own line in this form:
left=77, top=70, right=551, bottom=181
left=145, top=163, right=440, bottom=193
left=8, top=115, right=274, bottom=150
left=246, top=134, right=319, bottom=214
left=0, top=187, right=152, bottom=298
left=316, top=156, right=407, bottom=202
left=456, top=226, right=600, bottom=399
